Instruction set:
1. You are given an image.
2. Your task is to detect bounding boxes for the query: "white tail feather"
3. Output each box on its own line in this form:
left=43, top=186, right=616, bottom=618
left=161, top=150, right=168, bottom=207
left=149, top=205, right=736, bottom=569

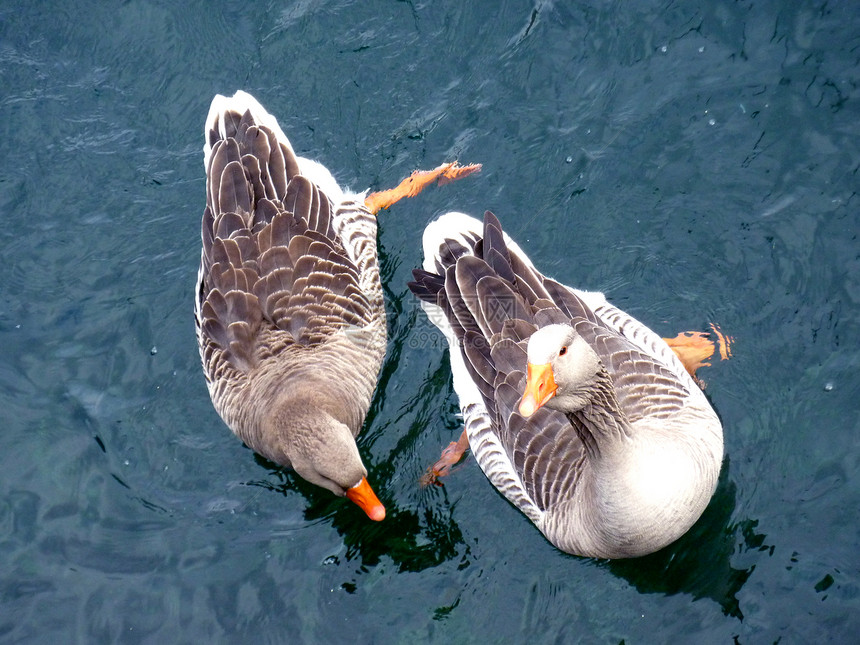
left=203, top=90, right=365, bottom=205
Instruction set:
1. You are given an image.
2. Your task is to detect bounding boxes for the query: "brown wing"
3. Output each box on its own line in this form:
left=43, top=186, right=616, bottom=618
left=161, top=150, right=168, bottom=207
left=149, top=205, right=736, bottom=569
left=198, top=104, right=374, bottom=380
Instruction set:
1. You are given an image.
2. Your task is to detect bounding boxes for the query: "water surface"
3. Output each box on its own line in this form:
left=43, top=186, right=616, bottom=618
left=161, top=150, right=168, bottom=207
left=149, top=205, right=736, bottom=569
left=1, top=1, right=858, bottom=642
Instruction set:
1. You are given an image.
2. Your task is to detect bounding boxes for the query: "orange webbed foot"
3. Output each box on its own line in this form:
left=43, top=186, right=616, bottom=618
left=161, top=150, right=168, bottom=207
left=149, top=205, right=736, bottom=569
left=364, top=162, right=482, bottom=215
left=663, top=323, right=733, bottom=387
left=419, top=429, right=471, bottom=488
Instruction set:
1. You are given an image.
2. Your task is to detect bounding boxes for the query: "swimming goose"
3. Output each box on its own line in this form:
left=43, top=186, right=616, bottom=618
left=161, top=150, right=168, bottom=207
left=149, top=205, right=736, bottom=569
left=196, top=91, right=390, bottom=519
left=408, top=211, right=723, bottom=557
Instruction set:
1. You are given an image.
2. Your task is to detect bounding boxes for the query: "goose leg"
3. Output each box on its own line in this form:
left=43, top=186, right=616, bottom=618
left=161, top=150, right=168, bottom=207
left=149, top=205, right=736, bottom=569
left=419, top=428, right=470, bottom=487
left=364, top=162, right=482, bottom=214
left=663, top=323, right=733, bottom=386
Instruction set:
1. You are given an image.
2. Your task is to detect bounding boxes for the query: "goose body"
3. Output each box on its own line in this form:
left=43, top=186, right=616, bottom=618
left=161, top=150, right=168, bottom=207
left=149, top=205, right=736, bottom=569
left=409, top=211, right=723, bottom=557
left=196, top=91, right=386, bottom=520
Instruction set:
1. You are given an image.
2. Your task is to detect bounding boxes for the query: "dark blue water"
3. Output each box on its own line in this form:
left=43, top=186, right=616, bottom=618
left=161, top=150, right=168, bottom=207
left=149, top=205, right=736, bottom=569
left=2, top=1, right=858, bottom=642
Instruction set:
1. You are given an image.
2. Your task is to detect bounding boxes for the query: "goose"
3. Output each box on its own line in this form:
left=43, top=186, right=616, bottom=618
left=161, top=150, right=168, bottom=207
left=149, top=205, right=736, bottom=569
left=197, top=91, right=479, bottom=521
left=197, top=90, right=388, bottom=519
left=408, top=211, right=724, bottom=557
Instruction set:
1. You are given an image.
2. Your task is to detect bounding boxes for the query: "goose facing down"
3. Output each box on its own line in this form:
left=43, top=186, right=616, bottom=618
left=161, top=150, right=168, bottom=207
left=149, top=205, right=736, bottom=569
left=409, top=211, right=724, bottom=557
left=196, top=90, right=387, bottom=520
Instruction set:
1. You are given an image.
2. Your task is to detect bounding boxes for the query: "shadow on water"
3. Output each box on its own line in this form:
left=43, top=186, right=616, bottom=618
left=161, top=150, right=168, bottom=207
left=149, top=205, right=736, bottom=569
left=248, top=453, right=466, bottom=574
left=603, top=459, right=767, bottom=619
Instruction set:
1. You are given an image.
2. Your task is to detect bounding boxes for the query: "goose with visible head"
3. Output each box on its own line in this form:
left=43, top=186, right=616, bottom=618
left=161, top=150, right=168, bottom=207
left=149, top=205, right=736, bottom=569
left=197, top=92, right=480, bottom=519
left=196, top=91, right=388, bottom=519
left=409, top=211, right=724, bottom=557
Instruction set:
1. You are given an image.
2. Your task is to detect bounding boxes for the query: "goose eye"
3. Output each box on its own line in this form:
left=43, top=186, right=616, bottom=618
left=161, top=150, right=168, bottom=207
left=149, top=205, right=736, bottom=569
left=559, top=346, right=567, bottom=356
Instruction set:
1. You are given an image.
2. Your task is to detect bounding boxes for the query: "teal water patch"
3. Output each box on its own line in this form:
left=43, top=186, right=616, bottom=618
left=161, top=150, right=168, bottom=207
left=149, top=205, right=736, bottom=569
left=0, top=0, right=858, bottom=642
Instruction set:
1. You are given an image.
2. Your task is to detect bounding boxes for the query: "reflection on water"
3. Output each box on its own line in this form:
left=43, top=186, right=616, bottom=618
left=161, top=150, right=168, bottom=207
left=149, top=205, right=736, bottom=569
left=249, top=454, right=763, bottom=617
left=247, top=458, right=468, bottom=575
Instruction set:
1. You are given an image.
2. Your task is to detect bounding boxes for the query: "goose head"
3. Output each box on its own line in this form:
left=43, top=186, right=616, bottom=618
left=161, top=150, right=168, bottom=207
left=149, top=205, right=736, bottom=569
left=518, top=324, right=603, bottom=417
left=266, top=405, right=386, bottom=521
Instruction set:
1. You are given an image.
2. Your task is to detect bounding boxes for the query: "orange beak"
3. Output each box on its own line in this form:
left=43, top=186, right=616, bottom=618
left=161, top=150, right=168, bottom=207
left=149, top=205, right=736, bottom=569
left=345, top=477, right=386, bottom=521
left=518, top=362, right=557, bottom=417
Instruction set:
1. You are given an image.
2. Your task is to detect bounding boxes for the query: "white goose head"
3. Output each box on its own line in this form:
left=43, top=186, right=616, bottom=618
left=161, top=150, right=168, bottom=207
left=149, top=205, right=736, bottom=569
left=518, top=324, right=603, bottom=417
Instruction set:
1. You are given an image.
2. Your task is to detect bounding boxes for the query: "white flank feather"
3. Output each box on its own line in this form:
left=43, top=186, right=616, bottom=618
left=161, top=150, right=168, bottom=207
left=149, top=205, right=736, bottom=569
left=419, top=212, right=544, bottom=523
